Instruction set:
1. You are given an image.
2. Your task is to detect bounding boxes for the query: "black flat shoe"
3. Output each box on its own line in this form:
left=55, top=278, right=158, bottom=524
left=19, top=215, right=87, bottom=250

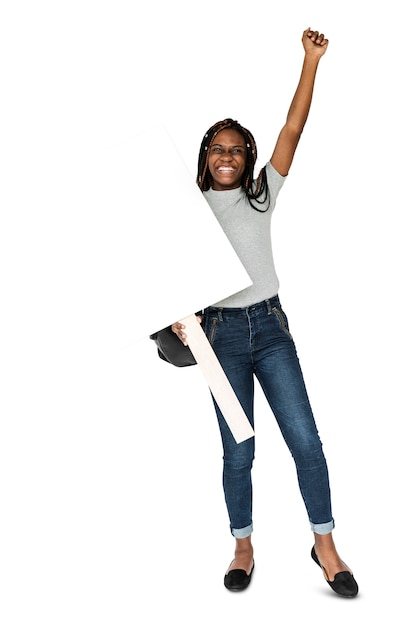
left=311, top=546, right=358, bottom=598
left=224, top=562, right=254, bottom=592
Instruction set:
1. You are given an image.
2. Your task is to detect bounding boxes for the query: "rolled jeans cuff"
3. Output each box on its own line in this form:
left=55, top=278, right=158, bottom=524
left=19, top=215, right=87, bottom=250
left=231, top=524, right=253, bottom=539
left=310, top=519, right=335, bottom=535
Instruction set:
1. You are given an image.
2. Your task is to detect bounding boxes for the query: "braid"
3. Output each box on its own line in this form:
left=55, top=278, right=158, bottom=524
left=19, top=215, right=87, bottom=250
left=196, top=118, right=270, bottom=212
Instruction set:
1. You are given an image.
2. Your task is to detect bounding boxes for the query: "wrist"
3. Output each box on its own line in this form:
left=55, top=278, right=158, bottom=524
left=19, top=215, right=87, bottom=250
left=304, top=50, right=321, bottom=63
left=302, top=53, right=322, bottom=73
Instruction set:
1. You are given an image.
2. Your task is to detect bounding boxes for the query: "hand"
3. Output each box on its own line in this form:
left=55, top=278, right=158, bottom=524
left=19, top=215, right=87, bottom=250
left=171, top=316, right=202, bottom=346
left=302, top=27, right=329, bottom=59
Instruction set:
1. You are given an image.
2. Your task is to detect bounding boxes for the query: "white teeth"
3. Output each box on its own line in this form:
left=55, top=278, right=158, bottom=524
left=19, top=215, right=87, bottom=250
left=218, top=167, right=234, bottom=172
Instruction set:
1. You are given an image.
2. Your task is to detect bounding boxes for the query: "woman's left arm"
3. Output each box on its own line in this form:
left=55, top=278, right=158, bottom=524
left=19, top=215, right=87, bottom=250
left=270, top=28, right=329, bottom=176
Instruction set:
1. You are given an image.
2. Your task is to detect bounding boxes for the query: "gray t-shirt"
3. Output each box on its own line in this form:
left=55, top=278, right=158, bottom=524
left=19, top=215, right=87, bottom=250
left=203, top=161, right=286, bottom=307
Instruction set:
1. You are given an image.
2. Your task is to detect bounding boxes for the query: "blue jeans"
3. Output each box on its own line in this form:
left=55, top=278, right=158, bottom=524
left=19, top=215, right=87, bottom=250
left=203, top=295, right=334, bottom=538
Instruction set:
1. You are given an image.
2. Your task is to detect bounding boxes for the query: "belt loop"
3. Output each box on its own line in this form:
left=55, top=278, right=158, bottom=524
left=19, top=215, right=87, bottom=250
left=265, top=298, right=272, bottom=315
left=218, top=308, right=223, bottom=322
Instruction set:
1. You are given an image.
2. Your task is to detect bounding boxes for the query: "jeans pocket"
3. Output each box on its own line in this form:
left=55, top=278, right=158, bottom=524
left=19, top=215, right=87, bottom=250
left=204, top=316, right=218, bottom=345
left=272, top=306, right=293, bottom=340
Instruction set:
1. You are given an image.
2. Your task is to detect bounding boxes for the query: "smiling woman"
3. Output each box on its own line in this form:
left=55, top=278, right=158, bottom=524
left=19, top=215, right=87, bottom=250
left=197, top=119, right=270, bottom=211
left=170, top=28, right=359, bottom=599
left=208, top=130, right=247, bottom=190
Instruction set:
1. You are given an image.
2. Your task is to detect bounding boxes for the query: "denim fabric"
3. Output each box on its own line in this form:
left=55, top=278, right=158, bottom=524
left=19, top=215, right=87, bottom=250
left=203, top=295, right=334, bottom=537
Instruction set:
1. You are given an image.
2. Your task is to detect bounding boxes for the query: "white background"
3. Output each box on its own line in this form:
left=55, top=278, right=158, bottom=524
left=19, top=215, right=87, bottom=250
left=1, top=1, right=393, bottom=624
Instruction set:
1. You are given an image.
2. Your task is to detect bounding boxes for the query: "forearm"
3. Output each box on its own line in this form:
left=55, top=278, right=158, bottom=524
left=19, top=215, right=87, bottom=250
left=270, top=28, right=328, bottom=176
left=286, top=54, right=321, bottom=134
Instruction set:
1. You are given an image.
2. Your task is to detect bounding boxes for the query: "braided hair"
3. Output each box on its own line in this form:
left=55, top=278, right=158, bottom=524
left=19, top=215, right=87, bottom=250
left=196, top=118, right=270, bottom=212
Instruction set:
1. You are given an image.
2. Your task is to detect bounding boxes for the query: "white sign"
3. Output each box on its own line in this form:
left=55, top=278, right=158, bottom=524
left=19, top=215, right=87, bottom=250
left=88, top=125, right=253, bottom=346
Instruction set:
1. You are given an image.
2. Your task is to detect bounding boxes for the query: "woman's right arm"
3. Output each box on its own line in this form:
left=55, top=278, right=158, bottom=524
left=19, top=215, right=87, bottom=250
left=172, top=316, right=202, bottom=345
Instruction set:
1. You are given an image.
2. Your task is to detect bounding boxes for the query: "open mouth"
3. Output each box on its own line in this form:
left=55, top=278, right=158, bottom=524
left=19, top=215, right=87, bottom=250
left=217, top=167, right=236, bottom=173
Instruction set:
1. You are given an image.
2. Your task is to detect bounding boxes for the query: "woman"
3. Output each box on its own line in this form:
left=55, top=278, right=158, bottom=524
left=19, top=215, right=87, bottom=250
left=172, top=28, right=358, bottom=597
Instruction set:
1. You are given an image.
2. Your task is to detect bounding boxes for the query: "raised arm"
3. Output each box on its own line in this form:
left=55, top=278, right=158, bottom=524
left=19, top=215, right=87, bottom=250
left=270, top=28, right=329, bottom=177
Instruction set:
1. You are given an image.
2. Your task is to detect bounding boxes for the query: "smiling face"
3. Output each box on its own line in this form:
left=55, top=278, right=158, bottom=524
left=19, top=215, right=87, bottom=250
left=207, top=128, right=247, bottom=190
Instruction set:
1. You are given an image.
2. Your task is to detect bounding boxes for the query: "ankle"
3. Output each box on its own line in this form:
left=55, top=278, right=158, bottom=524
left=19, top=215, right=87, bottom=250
left=235, top=537, right=253, bottom=555
left=313, top=532, right=335, bottom=553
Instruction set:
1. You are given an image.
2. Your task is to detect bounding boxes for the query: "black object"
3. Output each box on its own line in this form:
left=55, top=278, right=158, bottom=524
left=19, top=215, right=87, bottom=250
left=224, top=563, right=255, bottom=592
left=149, top=325, right=197, bottom=367
left=311, top=546, right=358, bottom=598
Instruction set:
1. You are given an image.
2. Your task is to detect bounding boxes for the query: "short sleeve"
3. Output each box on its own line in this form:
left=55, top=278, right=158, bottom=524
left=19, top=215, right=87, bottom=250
left=266, top=161, right=286, bottom=205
